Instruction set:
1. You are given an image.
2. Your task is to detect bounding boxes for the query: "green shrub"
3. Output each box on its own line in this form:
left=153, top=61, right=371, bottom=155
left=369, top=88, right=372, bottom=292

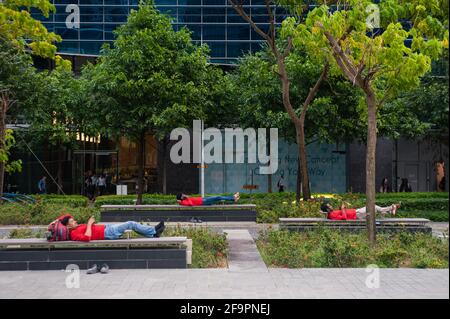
left=164, top=226, right=228, bottom=268
left=32, top=195, right=88, bottom=207
left=8, top=228, right=45, bottom=239
left=257, top=229, right=449, bottom=268
left=0, top=203, right=99, bottom=225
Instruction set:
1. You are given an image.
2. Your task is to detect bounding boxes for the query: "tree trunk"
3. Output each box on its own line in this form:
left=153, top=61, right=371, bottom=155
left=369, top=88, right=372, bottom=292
left=268, top=138, right=272, bottom=193
left=296, top=157, right=301, bottom=203
left=136, top=132, right=146, bottom=205
left=277, top=60, right=312, bottom=203
left=297, top=124, right=311, bottom=200
left=162, top=137, right=168, bottom=195
left=0, top=94, right=7, bottom=199
left=365, top=88, right=378, bottom=245
left=57, top=143, right=64, bottom=195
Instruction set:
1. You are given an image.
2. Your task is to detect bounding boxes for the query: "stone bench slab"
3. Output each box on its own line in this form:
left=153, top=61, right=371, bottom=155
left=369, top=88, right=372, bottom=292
left=0, top=237, right=189, bottom=270
left=100, top=205, right=257, bottom=222
left=279, top=218, right=432, bottom=234
left=101, top=204, right=257, bottom=211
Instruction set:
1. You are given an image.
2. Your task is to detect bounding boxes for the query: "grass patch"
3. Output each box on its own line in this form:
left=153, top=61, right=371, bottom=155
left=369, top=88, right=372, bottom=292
left=257, top=229, right=449, bottom=268
left=1, top=192, right=447, bottom=225
left=164, top=226, right=228, bottom=268
left=0, top=202, right=99, bottom=225
left=8, top=228, right=45, bottom=239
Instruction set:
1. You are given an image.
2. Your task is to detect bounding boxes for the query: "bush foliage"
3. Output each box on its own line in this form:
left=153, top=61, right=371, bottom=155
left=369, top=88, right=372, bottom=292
left=0, top=192, right=447, bottom=225
left=257, top=229, right=449, bottom=268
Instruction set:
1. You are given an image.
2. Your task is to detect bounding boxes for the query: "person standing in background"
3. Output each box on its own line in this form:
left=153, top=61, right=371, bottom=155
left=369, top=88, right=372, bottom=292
left=379, top=177, right=389, bottom=193
left=436, top=160, right=446, bottom=192
left=38, top=176, right=47, bottom=194
left=277, top=175, right=285, bottom=192
left=98, top=174, right=107, bottom=196
left=399, top=178, right=412, bottom=192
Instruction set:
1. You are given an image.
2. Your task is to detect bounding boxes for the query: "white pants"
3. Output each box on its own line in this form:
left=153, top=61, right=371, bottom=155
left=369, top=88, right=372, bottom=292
left=355, top=205, right=393, bottom=219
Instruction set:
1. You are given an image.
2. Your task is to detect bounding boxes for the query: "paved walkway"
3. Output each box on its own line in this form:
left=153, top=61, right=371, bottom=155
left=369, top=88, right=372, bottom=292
left=226, top=229, right=267, bottom=271
left=0, top=268, right=447, bottom=299
left=0, top=225, right=448, bottom=299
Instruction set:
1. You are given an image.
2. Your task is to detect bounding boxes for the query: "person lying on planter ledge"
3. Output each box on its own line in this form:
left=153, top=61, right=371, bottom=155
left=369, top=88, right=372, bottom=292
left=176, top=192, right=240, bottom=206
left=53, top=215, right=165, bottom=241
left=320, top=202, right=401, bottom=220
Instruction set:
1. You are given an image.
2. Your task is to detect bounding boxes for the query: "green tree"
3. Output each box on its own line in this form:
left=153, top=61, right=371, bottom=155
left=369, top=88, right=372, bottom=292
left=281, top=0, right=448, bottom=244
left=23, top=58, right=85, bottom=194
left=0, top=39, right=37, bottom=197
left=0, top=0, right=60, bottom=57
left=230, top=47, right=364, bottom=194
left=229, top=0, right=332, bottom=202
left=86, top=1, right=214, bottom=203
left=0, top=0, right=61, bottom=198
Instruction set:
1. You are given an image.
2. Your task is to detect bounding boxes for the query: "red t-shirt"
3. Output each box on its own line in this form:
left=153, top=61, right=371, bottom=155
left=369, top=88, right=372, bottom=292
left=69, top=224, right=105, bottom=241
left=179, top=197, right=204, bottom=206
left=328, top=209, right=357, bottom=220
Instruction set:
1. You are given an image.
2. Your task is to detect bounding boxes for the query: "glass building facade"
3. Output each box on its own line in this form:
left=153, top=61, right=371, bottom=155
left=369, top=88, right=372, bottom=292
left=31, top=0, right=288, bottom=64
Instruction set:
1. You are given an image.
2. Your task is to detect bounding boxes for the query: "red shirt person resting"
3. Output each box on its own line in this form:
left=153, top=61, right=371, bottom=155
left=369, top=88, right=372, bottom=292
left=176, top=193, right=240, bottom=206
left=321, top=202, right=400, bottom=220
left=51, top=215, right=165, bottom=242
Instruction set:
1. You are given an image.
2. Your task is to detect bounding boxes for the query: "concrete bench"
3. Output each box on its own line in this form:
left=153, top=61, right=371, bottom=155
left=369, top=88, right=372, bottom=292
left=279, top=218, right=432, bottom=234
left=0, top=237, right=192, bottom=271
left=100, top=204, right=257, bottom=222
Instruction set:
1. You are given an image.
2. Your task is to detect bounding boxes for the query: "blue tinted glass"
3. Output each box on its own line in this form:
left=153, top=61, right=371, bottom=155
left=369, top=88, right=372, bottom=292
left=203, top=24, right=225, bottom=40
left=38, top=0, right=293, bottom=61
left=227, top=42, right=250, bottom=57
left=206, top=42, right=226, bottom=57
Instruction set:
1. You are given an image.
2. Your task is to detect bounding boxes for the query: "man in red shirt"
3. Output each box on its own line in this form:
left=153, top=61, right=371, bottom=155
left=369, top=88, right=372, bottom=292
left=57, top=215, right=165, bottom=241
left=176, top=192, right=240, bottom=206
left=321, top=202, right=401, bottom=220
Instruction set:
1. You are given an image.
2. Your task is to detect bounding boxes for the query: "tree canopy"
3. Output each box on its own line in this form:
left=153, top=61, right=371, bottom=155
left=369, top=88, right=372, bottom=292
left=0, top=0, right=61, bottom=57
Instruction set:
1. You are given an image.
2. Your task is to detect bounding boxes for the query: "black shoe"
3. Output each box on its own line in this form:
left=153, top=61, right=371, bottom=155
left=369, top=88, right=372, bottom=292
left=100, top=264, right=110, bottom=274
left=86, top=264, right=99, bottom=274
left=155, top=221, right=165, bottom=231
left=155, top=224, right=166, bottom=238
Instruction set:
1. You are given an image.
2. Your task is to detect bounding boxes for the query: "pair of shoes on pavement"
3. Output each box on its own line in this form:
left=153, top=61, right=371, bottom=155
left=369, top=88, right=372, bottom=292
left=190, top=217, right=203, bottom=224
left=87, top=264, right=109, bottom=274
left=154, top=221, right=165, bottom=238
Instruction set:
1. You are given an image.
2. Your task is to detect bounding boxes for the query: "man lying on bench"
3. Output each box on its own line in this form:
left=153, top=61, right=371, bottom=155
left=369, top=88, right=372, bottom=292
left=54, top=215, right=165, bottom=241
left=176, top=192, right=240, bottom=206
left=320, top=202, right=401, bottom=220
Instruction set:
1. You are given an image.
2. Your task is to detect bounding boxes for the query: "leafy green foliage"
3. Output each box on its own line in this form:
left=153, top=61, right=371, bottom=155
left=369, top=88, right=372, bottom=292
left=23, top=57, right=87, bottom=150
left=231, top=47, right=366, bottom=143
left=0, top=202, right=99, bottom=225
left=165, top=226, right=228, bottom=268
left=94, top=192, right=449, bottom=222
left=0, top=0, right=61, bottom=58
left=85, top=0, right=214, bottom=142
left=0, top=129, right=22, bottom=173
left=257, top=229, right=449, bottom=268
left=281, top=0, right=448, bottom=106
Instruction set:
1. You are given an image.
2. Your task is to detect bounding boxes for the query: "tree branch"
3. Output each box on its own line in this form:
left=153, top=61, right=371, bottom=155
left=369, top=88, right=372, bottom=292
left=300, top=62, right=330, bottom=122
left=228, top=0, right=272, bottom=43
left=316, top=22, right=361, bottom=86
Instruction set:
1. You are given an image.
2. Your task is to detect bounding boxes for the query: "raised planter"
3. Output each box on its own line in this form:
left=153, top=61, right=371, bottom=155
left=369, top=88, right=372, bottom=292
left=0, top=237, right=191, bottom=271
left=279, top=218, right=433, bottom=234
left=100, top=204, right=258, bottom=222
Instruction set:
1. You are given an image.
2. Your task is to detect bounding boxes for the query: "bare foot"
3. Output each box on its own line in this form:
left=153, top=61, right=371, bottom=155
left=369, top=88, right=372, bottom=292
left=391, top=203, right=401, bottom=216
left=234, top=192, right=240, bottom=202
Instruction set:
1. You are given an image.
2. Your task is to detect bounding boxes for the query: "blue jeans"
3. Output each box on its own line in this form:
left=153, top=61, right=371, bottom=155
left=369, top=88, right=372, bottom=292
left=202, top=196, right=235, bottom=205
left=104, top=221, right=156, bottom=240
